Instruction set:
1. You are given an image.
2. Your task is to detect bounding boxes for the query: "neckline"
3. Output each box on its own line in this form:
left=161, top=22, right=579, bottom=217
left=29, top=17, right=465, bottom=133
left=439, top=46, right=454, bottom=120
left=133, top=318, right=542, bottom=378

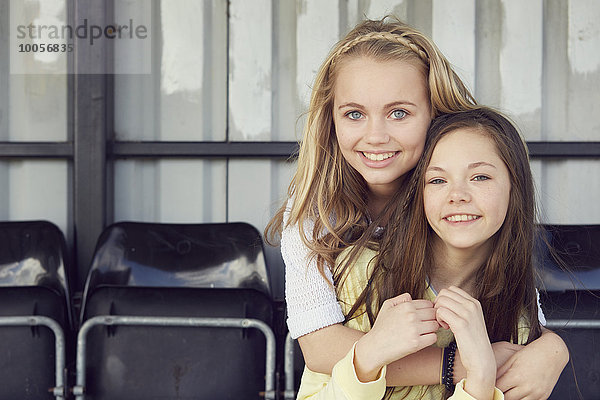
left=426, top=276, right=438, bottom=296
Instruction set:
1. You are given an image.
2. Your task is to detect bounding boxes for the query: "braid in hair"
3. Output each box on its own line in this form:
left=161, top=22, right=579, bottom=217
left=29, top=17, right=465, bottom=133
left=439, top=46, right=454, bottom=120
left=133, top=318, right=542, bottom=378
left=332, top=31, right=430, bottom=66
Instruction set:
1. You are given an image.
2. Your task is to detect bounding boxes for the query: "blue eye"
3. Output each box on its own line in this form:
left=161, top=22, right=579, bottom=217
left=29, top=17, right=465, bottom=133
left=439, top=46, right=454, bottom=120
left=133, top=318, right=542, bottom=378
left=473, top=175, right=490, bottom=181
left=346, top=111, right=363, bottom=120
left=428, top=178, right=446, bottom=185
left=391, top=109, right=407, bottom=119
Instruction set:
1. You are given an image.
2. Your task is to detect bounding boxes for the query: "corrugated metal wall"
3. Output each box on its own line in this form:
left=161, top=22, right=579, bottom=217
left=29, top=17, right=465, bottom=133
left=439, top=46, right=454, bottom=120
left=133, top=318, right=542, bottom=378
left=1, top=0, right=599, bottom=289
left=225, top=0, right=600, bottom=228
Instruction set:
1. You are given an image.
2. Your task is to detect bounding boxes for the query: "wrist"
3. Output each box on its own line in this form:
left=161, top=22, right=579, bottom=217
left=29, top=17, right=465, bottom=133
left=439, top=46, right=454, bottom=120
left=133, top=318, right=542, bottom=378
left=463, top=352, right=496, bottom=399
left=354, top=335, right=385, bottom=382
left=465, top=368, right=496, bottom=388
left=462, top=377, right=496, bottom=400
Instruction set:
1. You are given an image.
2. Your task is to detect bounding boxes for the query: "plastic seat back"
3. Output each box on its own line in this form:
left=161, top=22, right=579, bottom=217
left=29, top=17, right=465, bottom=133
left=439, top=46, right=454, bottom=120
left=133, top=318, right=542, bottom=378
left=0, top=220, right=72, bottom=399
left=536, top=225, right=600, bottom=399
left=78, top=222, right=275, bottom=400
left=537, top=224, right=600, bottom=291
left=81, top=222, right=269, bottom=309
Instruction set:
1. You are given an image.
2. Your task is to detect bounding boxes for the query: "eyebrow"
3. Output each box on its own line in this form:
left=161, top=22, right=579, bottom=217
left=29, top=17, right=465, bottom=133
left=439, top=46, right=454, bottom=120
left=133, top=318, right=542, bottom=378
left=337, top=100, right=417, bottom=110
left=468, top=161, right=496, bottom=169
left=425, top=162, right=497, bottom=173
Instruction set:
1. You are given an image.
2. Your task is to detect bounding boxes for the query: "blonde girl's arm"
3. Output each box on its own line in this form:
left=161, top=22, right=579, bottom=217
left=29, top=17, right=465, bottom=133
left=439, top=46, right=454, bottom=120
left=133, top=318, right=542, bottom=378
left=296, top=342, right=387, bottom=400
left=281, top=201, right=346, bottom=339
left=299, top=325, right=449, bottom=385
left=298, top=294, right=439, bottom=400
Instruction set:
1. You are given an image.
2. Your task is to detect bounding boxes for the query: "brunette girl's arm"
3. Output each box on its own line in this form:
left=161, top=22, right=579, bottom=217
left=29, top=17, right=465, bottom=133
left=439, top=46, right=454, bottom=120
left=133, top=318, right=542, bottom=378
left=495, top=327, right=568, bottom=400
left=434, top=287, right=498, bottom=400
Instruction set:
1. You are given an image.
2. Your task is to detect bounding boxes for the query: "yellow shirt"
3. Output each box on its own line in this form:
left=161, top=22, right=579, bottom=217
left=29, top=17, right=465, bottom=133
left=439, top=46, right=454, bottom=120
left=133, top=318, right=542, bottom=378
left=296, top=247, right=524, bottom=400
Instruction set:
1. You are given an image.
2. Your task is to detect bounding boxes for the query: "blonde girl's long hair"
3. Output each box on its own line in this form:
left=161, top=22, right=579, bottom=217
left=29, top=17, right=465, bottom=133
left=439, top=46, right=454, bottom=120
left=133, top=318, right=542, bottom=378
left=265, top=16, right=478, bottom=278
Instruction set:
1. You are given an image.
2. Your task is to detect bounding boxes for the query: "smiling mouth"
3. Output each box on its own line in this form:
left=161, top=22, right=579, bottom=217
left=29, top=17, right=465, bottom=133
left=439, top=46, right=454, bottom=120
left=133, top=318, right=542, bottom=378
left=445, top=214, right=481, bottom=222
left=361, top=151, right=397, bottom=161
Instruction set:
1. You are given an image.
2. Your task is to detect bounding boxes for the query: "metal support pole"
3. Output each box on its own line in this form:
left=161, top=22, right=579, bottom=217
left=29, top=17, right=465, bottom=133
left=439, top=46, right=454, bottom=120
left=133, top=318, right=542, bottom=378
left=545, top=319, right=600, bottom=329
left=284, top=332, right=297, bottom=400
left=74, top=315, right=276, bottom=400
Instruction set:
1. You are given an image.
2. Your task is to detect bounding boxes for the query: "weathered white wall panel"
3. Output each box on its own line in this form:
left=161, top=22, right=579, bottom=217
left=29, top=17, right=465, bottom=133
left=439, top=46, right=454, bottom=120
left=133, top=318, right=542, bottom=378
left=499, top=0, right=543, bottom=140
left=229, top=160, right=274, bottom=230
left=432, top=0, right=475, bottom=92
left=115, top=0, right=227, bottom=141
left=158, top=160, right=226, bottom=222
left=272, top=0, right=300, bottom=141
left=567, top=0, right=600, bottom=140
left=9, top=75, right=67, bottom=141
left=159, top=0, right=204, bottom=140
left=114, top=161, right=158, bottom=221
left=160, top=0, right=203, bottom=96
left=113, top=0, right=152, bottom=75
left=296, top=0, right=339, bottom=107
left=0, top=2, right=7, bottom=141
left=113, top=2, right=228, bottom=226
left=568, top=0, right=600, bottom=75
left=364, top=0, right=407, bottom=21
left=114, top=74, right=156, bottom=140
left=114, top=160, right=226, bottom=223
left=542, top=0, right=568, bottom=142
left=228, top=159, right=295, bottom=231
left=538, top=0, right=600, bottom=224
left=7, top=161, right=69, bottom=234
left=540, top=160, right=600, bottom=224
left=228, top=0, right=272, bottom=140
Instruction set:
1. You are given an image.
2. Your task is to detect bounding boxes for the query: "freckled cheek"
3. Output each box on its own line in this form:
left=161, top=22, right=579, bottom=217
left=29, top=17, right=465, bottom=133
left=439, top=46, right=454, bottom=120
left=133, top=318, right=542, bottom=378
left=335, top=124, right=362, bottom=148
left=497, top=194, right=511, bottom=225
left=486, top=189, right=510, bottom=227
left=423, top=189, right=438, bottom=222
left=334, top=128, right=352, bottom=150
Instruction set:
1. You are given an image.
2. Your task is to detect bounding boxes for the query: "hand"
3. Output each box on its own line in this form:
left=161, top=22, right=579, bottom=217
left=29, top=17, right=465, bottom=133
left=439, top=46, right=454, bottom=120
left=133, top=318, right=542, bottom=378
left=354, top=293, right=439, bottom=381
left=434, top=286, right=496, bottom=400
left=496, top=328, right=569, bottom=400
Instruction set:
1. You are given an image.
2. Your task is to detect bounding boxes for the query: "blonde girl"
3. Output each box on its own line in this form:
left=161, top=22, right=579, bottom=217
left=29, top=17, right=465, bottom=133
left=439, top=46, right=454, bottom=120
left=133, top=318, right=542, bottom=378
left=266, top=17, right=567, bottom=397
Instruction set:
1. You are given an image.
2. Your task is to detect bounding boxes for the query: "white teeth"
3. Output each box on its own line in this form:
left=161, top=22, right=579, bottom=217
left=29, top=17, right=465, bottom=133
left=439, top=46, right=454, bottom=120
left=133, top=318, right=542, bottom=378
left=446, top=215, right=479, bottom=222
left=362, top=152, right=396, bottom=161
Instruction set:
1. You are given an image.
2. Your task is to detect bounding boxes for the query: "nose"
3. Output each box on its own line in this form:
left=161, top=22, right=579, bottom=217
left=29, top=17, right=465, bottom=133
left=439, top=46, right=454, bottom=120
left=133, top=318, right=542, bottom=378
left=365, top=118, right=390, bottom=144
left=448, top=181, right=471, bottom=203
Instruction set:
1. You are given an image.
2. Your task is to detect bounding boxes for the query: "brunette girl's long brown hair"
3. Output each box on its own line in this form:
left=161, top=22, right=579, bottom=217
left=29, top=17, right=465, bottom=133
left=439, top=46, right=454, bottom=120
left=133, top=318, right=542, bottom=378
left=337, top=107, right=542, bottom=344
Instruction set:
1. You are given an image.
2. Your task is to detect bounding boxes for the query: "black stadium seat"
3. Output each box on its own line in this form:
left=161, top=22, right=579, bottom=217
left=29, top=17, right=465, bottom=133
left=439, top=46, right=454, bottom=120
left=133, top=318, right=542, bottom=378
left=75, top=222, right=276, bottom=400
left=0, top=220, right=72, bottom=399
left=537, top=224, right=600, bottom=399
